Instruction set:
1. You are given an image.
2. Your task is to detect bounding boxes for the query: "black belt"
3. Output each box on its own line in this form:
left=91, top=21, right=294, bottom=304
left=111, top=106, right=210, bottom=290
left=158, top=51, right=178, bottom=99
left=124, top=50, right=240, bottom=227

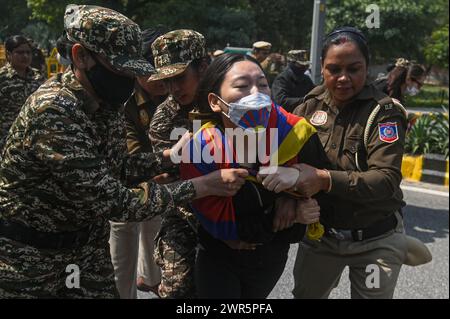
left=324, top=214, right=398, bottom=241
left=0, top=219, right=91, bottom=250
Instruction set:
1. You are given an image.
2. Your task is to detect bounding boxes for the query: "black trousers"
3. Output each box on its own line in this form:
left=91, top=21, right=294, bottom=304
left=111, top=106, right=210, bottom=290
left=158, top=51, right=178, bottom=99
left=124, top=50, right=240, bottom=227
left=195, top=233, right=289, bottom=299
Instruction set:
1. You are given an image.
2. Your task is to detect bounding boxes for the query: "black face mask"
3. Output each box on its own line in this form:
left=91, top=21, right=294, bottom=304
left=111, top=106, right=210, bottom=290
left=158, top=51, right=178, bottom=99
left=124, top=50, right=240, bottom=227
left=85, top=54, right=135, bottom=108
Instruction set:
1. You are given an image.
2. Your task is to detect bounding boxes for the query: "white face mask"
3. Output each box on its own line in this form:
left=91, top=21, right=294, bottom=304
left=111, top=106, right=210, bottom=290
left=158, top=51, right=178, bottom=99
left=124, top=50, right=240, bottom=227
left=215, top=92, right=272, bottom=131
left=406, top=85, right=420, bottom=96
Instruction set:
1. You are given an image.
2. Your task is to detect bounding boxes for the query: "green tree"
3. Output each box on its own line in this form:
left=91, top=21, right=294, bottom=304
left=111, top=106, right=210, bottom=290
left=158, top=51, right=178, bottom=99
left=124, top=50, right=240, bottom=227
left=249, top=0, right=313, bottom=52
left=326, top=0, right=443, bottom=63
left=424, top=24, right=449, bottom=69
left=0, top=0, right=32, bottom=41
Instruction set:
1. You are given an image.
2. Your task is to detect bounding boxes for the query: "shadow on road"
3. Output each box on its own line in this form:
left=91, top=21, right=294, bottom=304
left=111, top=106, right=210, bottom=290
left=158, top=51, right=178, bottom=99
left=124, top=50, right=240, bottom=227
left=404, top=204, right=449, bottom=243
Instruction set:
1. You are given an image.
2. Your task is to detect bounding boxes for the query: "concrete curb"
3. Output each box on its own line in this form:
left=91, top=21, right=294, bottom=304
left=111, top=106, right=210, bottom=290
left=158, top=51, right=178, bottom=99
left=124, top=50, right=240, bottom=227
left=402, top=154, right=449, bottom=186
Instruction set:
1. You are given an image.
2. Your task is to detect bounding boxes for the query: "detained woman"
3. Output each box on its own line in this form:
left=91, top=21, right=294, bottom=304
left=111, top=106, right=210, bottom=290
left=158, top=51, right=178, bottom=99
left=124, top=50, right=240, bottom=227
left=180, top=53, right=329, bottom=298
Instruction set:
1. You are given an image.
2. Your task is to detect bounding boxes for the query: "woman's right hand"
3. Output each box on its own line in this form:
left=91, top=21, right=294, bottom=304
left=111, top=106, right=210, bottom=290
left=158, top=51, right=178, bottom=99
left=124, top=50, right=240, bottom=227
left=192, top=168, right=249, bottom=199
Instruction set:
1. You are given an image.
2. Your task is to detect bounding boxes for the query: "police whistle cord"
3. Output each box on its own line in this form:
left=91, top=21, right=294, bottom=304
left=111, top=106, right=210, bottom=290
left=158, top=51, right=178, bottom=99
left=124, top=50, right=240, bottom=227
left=245, top=174, right=324, bottom=241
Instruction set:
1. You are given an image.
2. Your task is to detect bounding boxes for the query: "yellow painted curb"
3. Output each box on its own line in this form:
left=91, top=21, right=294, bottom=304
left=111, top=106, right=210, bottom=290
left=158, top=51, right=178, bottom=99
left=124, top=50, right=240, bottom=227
left=402, top=155, right=423, bottom=182
left=445, top=160, right=449, bottom=187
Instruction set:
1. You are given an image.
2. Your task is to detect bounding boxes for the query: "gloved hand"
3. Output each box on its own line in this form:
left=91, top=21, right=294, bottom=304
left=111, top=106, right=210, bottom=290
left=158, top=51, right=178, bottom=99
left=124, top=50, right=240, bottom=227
left=257, top=166, right=300, bottom=193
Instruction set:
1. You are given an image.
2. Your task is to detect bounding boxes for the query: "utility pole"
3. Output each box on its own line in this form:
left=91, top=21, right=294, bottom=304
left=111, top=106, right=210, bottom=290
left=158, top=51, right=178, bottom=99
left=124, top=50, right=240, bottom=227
left=310, top=0, right=326, bottom=85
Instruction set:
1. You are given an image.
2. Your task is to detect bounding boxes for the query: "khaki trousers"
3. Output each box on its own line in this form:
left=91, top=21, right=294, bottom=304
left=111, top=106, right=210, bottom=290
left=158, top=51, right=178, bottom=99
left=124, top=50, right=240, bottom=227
left=293, top=213, right=408, bottom=299
left=109, top=218, right=161, bottom=299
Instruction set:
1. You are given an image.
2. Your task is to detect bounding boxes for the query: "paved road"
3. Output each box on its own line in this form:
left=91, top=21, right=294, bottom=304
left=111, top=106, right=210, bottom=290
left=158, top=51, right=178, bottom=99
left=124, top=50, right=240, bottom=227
left=139, top=181, right=449, bottom=299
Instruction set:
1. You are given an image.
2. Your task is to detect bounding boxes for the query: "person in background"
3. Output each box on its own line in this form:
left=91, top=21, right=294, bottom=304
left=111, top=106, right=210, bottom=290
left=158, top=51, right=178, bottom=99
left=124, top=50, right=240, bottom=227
left=0, top=35, right=45, bottom=153
left=373, top=58, right=427, bottom=104
left=272, top=49, right=315, bottom=112
left=28, top=39, right=47, bottom=77
left=108, top=28, right=167, bottom=299
left=148, top=29, right=211, bottom=298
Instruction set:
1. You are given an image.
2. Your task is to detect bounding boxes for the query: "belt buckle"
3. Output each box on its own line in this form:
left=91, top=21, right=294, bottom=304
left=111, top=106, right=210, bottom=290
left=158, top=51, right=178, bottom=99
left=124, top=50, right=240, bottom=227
left=356, top=229, right=363, bottom=241
left=328, top=228, right=345, bottom=240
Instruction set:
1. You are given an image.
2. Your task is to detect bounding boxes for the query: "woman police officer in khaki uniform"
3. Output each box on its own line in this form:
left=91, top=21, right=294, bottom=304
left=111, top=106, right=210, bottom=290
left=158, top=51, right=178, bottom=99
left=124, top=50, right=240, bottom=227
left=258, top=27, right=417, bottom=298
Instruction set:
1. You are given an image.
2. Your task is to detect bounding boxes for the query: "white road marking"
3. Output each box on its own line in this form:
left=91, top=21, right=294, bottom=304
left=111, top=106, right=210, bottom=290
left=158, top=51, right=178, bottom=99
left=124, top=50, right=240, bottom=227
left=401, top=185, right=449, bottom=197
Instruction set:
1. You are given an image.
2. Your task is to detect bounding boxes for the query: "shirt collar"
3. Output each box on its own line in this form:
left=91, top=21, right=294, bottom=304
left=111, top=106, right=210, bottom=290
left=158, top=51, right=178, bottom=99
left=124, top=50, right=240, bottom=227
left=134, top=84, right=151, bottom=107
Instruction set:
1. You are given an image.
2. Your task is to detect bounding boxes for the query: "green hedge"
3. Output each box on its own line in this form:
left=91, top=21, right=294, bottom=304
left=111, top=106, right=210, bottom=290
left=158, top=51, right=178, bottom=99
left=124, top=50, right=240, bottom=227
left=405, top=84, right=449, bottom=109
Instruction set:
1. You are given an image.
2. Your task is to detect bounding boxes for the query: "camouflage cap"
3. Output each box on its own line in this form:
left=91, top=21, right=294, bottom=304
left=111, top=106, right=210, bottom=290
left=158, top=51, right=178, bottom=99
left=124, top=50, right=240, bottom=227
left=287, top=50, right=310, bottom=65
left=148, top=29, right=207, bottom=81
left=64, top=4, right=154, bottom=76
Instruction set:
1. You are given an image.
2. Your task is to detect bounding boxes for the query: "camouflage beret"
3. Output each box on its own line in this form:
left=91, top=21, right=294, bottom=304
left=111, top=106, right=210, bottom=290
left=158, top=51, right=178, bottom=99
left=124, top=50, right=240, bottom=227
left=64, top=4, right=154, bottom=76
left=253, top=41, right=272, bottom=50
left=149, top=29, right=207, bottom=81
left=287, top=50, right=310, bottom=65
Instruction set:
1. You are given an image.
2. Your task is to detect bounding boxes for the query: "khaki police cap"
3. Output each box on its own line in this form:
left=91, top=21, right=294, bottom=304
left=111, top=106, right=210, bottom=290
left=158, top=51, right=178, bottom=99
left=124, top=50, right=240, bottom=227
left=213, top=50, right=224, bottom=57
left=287, top=50, right=310, bottom=65
left=148, top=29, right=207, bottom=81
left=253, top=41, right=272, bottom=50
left=64, top=4, right=154, bottom=76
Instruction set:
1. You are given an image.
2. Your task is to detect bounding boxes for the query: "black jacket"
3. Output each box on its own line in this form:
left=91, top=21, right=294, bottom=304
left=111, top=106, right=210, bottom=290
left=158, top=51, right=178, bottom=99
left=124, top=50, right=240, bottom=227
left=272, top=64, right=315, bottom=112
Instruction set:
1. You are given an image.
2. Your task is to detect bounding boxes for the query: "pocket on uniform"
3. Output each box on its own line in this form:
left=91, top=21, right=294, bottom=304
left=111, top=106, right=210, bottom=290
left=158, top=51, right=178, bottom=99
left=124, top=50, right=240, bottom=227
left=343, top=135, right=363, bottom=169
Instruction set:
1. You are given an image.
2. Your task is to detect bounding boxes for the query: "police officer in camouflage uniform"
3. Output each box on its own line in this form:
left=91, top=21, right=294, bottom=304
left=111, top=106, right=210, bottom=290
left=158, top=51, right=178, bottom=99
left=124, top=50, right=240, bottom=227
left=148, top=30, right=210, bottom=298
left=0, top=5, right=247, bottom=298
left=0, top=35, right=45, bottom=152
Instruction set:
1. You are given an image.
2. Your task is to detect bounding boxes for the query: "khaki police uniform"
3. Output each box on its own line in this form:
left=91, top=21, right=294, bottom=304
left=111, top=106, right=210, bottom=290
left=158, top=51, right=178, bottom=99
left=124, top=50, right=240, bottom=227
left=109, top=85, right=162, bottom=299
left=292, top=84, right=410, bottom=299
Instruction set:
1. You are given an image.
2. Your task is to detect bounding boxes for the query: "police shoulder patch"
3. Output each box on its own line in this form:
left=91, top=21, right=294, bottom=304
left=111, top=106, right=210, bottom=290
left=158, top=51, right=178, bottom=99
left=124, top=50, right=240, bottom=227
left=378, top=122, right=399, bottom=143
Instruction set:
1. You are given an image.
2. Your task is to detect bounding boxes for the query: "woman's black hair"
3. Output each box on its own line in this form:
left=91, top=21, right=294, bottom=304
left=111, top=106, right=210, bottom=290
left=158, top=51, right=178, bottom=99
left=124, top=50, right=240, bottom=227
left=5, top=35, right=30, bottom=53
left=321, top=26, right=370, bottom=65
left=386, top=66, right=408, bottom=100
left=196, top=53, right=262, bottom=121
left=386, top=64, right=426, bottom=101
left=408, top=64, right=426, bottom=81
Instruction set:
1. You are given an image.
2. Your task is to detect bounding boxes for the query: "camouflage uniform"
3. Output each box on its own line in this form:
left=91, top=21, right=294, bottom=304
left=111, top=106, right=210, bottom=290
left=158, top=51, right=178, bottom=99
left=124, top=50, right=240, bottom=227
left=0, top=63, right=45, bottom=151
left=0, top=5, right=195, bottom=299
left=148, top=30, right=207, bottom=299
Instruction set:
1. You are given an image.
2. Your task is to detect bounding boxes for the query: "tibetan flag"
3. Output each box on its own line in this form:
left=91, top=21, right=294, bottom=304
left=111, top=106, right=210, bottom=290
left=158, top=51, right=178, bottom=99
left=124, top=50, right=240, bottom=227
left=180, top=104, right=316, bottom=240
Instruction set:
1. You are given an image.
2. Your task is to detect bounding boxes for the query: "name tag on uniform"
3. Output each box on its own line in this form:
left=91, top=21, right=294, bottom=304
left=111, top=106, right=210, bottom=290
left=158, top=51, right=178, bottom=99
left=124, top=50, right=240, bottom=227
left=378, top=122, right=399, bottom=143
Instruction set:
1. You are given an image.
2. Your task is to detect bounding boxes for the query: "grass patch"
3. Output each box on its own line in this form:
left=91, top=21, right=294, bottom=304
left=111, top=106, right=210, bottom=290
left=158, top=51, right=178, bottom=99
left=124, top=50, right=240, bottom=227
left=405, top=84, right=449, bottom=109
